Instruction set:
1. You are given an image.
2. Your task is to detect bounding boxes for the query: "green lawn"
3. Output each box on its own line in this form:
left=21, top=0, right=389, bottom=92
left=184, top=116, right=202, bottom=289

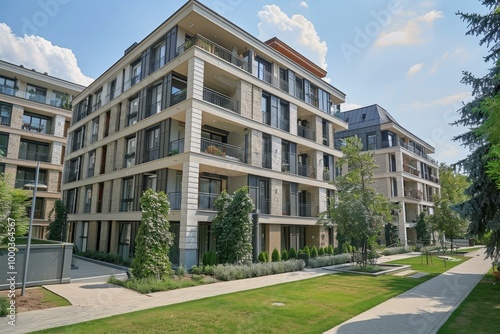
left=41, top=287, right=71, bottom=307
left=438, top=270, right=500, bottom=334
left=455, top=246, right=484, bottom=254
left=387, top=254, right=469, bottom=274
left=35, top=255, right=469, bottom=334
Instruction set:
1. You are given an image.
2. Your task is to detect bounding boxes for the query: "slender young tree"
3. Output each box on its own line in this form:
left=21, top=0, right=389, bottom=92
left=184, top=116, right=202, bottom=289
left=131, top=189, right=173, bottom=280
left=453, top=2, right=500, bottom=258
left=212, top=186, right=254, bottom=264
left=318, top=137, right=398, bottom=267
left=0, top=176, right=29, bottom=241
left=47, top=199, right=66, bottom=241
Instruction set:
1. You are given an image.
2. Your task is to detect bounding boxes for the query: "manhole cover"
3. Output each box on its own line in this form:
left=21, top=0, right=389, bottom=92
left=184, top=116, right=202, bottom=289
left=272, top=302, right=285, bottom=307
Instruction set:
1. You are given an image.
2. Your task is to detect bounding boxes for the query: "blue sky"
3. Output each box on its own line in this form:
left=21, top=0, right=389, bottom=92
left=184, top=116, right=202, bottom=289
left=0, top=0, right=492, bottom=166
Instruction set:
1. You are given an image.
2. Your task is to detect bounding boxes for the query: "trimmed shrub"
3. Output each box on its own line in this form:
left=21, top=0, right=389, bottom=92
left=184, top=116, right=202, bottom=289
left=264, top=251, right=269, bottom=262
left=297, top=251, right=309, bottom=265
left=307, top=254, right=351, bottom=268
left=271, top=248, right=281, bottom=262
left=381, top=246, right=415, bottom=256
left=202, top=251, right=217, bottom=266
left=311, top=246, right=318, bottom=258
left=258, top=251, right=267, bottom=263
left=281, top=249, right=288, bottom=261
left=0, top=297, right=9, bottom=317
left=175, top=265, right=187, bottom=276
left=190, top=265, right=203, bottom=275
left=302, top=246, right=311, bottom=257
left=318, top=247, right=325, bottom=256
left=327, top=244, right=334, bottom=255
left=203, top=265, right=215, bottom=276
left=212, top=259, right=305, bottom=281
left=289, top=247, right=297, bottom=259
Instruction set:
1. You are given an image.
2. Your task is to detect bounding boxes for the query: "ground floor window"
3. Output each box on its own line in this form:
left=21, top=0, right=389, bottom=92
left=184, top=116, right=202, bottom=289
left=281, top=225, right=306, bottom=251
left=169, top=222, right=180, bottom=265
left=198, top=222, right=216, bottom=265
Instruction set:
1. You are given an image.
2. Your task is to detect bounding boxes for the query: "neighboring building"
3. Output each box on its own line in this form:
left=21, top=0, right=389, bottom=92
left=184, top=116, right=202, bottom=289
left=61, top=0, right=348, bottom=267
left=334, top=104, right=440, bottom=245
left=0, top=60, right=84, bottom=238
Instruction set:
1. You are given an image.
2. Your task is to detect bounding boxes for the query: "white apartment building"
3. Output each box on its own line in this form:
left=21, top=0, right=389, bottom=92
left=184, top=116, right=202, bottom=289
left=62, top=0, right=347, bottom=267
left=0, top=60, right=84, bottom=238
left=335, top=104, right=441, bottom=245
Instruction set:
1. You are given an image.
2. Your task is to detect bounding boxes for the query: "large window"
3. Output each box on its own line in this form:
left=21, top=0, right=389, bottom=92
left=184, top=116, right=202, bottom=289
left=170, top=75, right=187, bottom=106
left=262, top=133, right=272, bottom=169
left=198, top=177, right=222, bottom=210
left=0, top=103, right=12, bottom=126
left=128, top=96, right=139, bottom=126
left=121, top=178, right=134, bottom=212
left=367, top=133, right=376, bottom=150
left=22, top=112, right=52, bottom=134
left=26, top=84, right=47, bottom=103
left=151, top=41, right=166, bottom=72
left=322, top=119, right=329, bottom=146
left=125, top=136, right=136, bottom=167
left=0, top=75, right=15, bottom=95
left=19, top=140, right=49, bottom=162
left=256, top=56, right=272, bottom=83
left=15, top=168, right=47, bottom=189
left=146, top=82, right=162, bottom=117
left=261, top=93, right=289, bottom=132
left=51, top=90, right=66, bottom=108
left=144, top=126, right=160, bottom=162
left=93, top=88, right=103, bottom=110
left=131, top=59, right=141, bottom=86
left=72, top=126, right=85, bottom=152
left=66, top=188, right=77, bottom=214
left=88, top=150, right=96, bottom=177
left=248, top=175, right=270, bottom=214
left=91, top=117, right=99, bottom=143
left=0, top=132, right=8, bottom=156
left=67, top=157, right=81, bottom=183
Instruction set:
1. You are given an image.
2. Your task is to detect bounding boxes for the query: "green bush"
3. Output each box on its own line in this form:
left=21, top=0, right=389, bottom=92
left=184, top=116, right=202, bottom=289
left=311, top=246, right=318, bottom=258
left=302, top=246, right=311, bottom=257
left=318, top=247, right=325, bottom=256
left=175, top=265, right=187, bottom=276
left=380, top=246, right=415, bottom=256
left=0, top=297, right=9, bottom=317
left=258, top=251, right=267, bottom=263
left=307, top=254, right=351, bottom=268
left=190, top=265, right=203, bottom=275
left=297, top=252, right=309, bottom=265
left=327, top=244, right=334, bottom=255
left=108, top=275, right=214, bottom=294
left=264, top=251, right=269, bottom=262
left=203, top=265, right=215, bottom=276
left=202, top=251, right=217, bottom=266
left=271, top=248, right=281, bottom=262
left=289, top=247, right=297, bottom=259
left=212, top=259, right=305, bottom=281
left=281, top=249, right=288, bottom=261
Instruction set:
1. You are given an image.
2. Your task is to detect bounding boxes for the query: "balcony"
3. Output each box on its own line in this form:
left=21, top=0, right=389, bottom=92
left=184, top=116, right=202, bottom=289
left=170, top=89, right=187, bottom=107
left=261, top=152, right=272, bottom=169
left=142, top=147, right=159, bottom=163
left=403, top=164, right=419, bottom=177
left=203, top=87, right=239, bottom=113
left=169, top=138, right=184, bottom=156
left=177, top=34, right=247, bottom=71
left=167, top=192, right=181, bottom=210
left=282, top=202, right=291, bottom=216
left=262, top=111, right=290, bottom=132
left=297, top=124, right=315, bottom=141
left=15, top=179, right=48, bottom=190
left=22, top=123, right=51, bottom=134
left=298, top=163, right=315, bottom=178
left=0, top=85, right=71, bottom=110
left=201, top=138, right=245, bottom=163
left=146, top=100, right=162, bottom=117
left=323, top=168, right=332, bottom=182
left=399, top=140, right=438, bottom=165
left=299, top=203, right=312, bottom=217
left=404, top=188, right=423, bottom=200
left=198, top=192, right=219, bottom=211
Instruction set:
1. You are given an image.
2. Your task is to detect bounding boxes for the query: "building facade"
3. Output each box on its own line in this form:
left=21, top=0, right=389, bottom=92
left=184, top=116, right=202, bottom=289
left=0, top=60, right=84, bottom=238
left=335, top=104, right=440, bottom=245
left=61, top=0, right=347, bottom=267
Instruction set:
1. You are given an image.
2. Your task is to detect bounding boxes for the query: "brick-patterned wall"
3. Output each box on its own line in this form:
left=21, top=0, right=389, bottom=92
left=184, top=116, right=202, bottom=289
left=87, top=221, right=98, bottom=251
left=6, top=134, right=20, bottom=159
left=3, top=164, right=16, bottom=187
left=53, top=114, right=66, bottom=137
left=270, top=179, right=282, bottom=215
left=109, top=221, right=119, bottom=254
left=271, top=136, right=282, bottom=171
left=289, top=103, right=297, bottom=136
left=11, top=105, right=23, bottom=129
left=110, top=179, right=121, bottom=213
left=115, top=138, right=125, bottom=170
left=47, top=170, right=60, bottom=193
left=374, top=153, right=388, bottom=173
left=267, top=224, right=281, bottom=254
left=305, top=225, right=320, bottom=248
left=239, top=80, right=252, bottom=119
left=250, top=129, right=262, bottom=167
left=252, top=86, right=262, bottom=122
left=372, top=178, right=389, bottom=197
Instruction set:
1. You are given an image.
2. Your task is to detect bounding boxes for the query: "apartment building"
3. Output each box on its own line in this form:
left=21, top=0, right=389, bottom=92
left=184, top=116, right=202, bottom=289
left=62, top=0, right=347, bottom=267
left=334, top=104, right=440, bottom=245
left=0, top=60, right=84, bottom=238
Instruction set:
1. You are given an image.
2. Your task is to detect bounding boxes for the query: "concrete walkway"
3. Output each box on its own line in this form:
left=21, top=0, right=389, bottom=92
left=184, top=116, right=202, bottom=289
left=324, top=248, right=491, bottom=334
left=3, top=250, right=489, bottom=334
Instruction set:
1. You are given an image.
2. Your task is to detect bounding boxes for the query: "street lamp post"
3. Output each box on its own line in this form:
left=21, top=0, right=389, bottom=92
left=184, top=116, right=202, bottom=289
left=21, top=161, right=39, bottom=296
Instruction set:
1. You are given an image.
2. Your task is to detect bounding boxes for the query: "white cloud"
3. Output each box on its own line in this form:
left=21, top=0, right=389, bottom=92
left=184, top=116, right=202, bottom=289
left=299, top=1, right=309, bottom=9
left=257, top=5, right=328, bottom=70
left=375, top=10, right=444, bottom=47
left=430, top=48, right=464, bottom=74
left=411, top=91, right=471, bottom=108
left=0, top=23, right=93, bottom=86
left=407, top=63, right=423, bottom=76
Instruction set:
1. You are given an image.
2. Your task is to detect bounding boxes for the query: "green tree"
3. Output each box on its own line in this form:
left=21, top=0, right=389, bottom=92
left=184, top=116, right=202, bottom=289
left=271, top=248, right=281, bottom=262
left=427, top=164, right=470, bottom=251
left=0, top=176, right=29, bottom=241
left=47, top=200, right=66, bottom=241
left=454, top=2, right=500, bottom=259
left=384, top=223, right=400, bottom=246
left=415, top=212, right=431, bottom=246
left=212, top=186, right=254, bottom=264
left=131, top=189, right=173, bottom=280
left=318, top=137, right=398, bottom=267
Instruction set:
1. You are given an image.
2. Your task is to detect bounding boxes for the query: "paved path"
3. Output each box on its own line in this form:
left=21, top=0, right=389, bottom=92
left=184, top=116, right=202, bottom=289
left=1, top=250, right=488, bottom=334
left=324, top=248, right=491, bottom=334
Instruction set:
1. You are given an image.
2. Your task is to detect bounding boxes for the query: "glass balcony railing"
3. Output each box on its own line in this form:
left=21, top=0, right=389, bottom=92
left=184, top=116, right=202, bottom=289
left=169, top=138, right=184, bottom=156
left=18, top=150, right=49, bottom=163
left=0, top=85, right=71, bottom=110
left=297, top=124, right=316, bottom=141
left=167, top=192, right=182, bottom=210
left=198, top=192, right=220, bottom=211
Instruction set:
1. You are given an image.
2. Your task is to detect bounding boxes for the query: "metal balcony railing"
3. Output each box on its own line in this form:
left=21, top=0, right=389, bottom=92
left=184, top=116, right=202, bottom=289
left=18, top=150, right=49, bottom=163
left=169, top=138, right=184, bottom=156
left=297, top=124, right=315, bottom=141
left=198, top=192, right=220, bottom=211
left=203, top=87, right=239, bottom=113
left=298, top=163, right=315, bottom=178
left=167, top=192, right=181, bottom=210
left=201, top=138, right=245, bottom=162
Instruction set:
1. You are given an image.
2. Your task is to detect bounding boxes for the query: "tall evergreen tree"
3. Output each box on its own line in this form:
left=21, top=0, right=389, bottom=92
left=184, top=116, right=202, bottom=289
left=131, top=189, right=173, bottom=280
left=47, top=199, right=66, bottom=241
left=454, top=2, right=500, bottom=258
